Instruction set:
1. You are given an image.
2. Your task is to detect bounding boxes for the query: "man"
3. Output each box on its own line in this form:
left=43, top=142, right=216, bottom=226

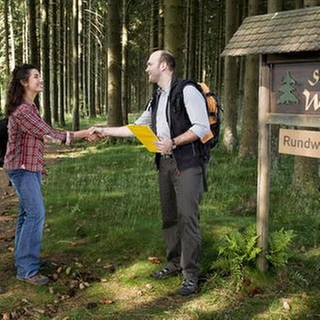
left=91, top=50, right=210, bottom=296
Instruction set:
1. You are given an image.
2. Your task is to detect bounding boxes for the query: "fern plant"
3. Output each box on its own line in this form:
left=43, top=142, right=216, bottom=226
left=266, top=228, right=295, bottom=268
left=214, top=224, right=295, bottom=289
left=215, top=224, right=261, bottom=287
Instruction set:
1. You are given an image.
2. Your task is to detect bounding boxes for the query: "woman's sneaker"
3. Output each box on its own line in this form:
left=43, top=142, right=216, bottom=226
left=19, top=273, right=49, bottom=286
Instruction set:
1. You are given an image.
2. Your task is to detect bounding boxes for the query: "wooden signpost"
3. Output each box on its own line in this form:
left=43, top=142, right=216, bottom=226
left=221, top=6, right=320, bottom=271
left=257, top=56, right=320, bottom=271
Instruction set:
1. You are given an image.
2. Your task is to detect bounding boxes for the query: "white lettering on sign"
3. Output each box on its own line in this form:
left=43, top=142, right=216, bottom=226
left=303, top=89, right=320, bottom=111
left=308, top=69, right=320, bottom=86
left=303, top=69, right=320, bottom=111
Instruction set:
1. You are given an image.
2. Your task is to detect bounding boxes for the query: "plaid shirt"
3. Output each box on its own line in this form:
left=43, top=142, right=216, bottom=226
left=4, top=103, right=67, bottom=173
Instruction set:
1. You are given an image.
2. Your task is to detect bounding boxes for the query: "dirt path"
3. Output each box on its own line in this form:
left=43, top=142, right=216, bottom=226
left=0, top=171, right=16, bottom=257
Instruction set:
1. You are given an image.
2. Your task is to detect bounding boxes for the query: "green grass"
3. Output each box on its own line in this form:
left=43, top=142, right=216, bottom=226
left=0, top=135, right=319, bottom=319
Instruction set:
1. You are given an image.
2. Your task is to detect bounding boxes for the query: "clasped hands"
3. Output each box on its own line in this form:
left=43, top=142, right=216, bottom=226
left=84, top=127, right=105, bottom=142
left=78, top=128, right=175, bottom=154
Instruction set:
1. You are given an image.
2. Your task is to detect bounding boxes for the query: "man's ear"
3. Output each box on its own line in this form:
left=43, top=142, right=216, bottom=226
left=159, top=62, right=167, bottom=72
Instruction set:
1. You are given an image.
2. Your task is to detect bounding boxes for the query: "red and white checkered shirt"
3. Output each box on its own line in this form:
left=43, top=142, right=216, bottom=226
left=4, top=103, right=67, bottom=173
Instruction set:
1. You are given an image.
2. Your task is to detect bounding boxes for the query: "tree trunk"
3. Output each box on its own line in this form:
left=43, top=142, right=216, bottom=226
left=268, top=0, right=283, bottom=168
left=52, top=0, right=59, bottom=124
left=41, top=0, right=51, bottom=125
left=292, top=0, right=320, bottom=192
left=223, top=0, right=239, bottom=152
left=72, top=0, right=80, bottom=130
left=185, top=0, right=197, bottom=79
left=268, top=0, right=282, bottom=12
left=122, top=0, right=129, bottom=124
left=107, top=0, right=122, bottom=126
left=304, top=0, right=320, bottom=6
left=8, top=1, right=15, bottom=71
left=158, top=0, right=164, bottom=49
left=59, top=0, right=65, bottom=126
left=150, top=0, right=159, bottom=51
left=163, top=0, right=184, bottom=77
left=4, top=0, right=11, bottom=77
left=239, top=0, right=260, bottom=159
left=23, top=0, right=29, bottom=63
left=197, top=0, right=204, bottom=81
left=64, top=0, right=71, bottom=115
left=28, top=0, right=39, bottom=67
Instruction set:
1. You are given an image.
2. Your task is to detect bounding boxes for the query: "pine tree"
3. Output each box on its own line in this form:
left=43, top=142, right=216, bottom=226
left=277, top=71, right=298, bottom=105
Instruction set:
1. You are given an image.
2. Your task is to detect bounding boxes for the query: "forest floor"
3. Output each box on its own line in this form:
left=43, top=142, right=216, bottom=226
left=0, top=141, right=319, bottom=320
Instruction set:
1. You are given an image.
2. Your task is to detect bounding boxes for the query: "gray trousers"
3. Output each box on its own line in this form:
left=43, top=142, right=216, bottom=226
left=159, top=157, right=204, bottom=282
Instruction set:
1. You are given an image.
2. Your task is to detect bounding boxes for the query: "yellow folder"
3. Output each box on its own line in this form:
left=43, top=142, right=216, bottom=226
left=127, top=125, right=159, bottom=153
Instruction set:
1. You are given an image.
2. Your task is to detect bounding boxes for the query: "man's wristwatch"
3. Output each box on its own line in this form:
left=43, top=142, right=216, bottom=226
left=171, top=138, right=177, bottom=150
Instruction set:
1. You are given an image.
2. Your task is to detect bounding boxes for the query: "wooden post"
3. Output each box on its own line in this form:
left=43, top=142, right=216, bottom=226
left=257, top=55, right=270, bottom=272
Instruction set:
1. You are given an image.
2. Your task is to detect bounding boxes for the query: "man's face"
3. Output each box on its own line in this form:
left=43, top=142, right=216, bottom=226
left=145, top=52, right=162, bottom=84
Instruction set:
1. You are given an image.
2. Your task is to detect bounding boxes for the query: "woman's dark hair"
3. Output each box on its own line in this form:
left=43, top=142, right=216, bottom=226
left=5, top=64, right=39, bottom=116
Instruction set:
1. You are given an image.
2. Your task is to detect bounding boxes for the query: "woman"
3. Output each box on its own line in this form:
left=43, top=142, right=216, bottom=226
left=4, top=64, right=90, bottom=285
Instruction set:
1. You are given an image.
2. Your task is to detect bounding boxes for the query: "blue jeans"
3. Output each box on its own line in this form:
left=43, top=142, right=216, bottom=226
left=8, top=170, right=45, bottom=279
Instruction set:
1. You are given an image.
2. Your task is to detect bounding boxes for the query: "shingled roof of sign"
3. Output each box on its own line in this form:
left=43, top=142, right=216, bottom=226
left=221, top=6, right=320, bottom=56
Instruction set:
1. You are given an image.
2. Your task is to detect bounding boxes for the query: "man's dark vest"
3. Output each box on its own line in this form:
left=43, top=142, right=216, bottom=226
left=149, top=77, right=204, bottom=171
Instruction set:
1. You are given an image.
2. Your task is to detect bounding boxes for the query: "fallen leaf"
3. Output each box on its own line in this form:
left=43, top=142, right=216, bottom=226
left=48, top=287, right=54, bottom=294
left=99, top=299, right=114, bottom=305
left=33, top=308, right=46, bottom=314
left=65, top=266, right=72, bottom=275
left=148, top=256, right=161, bottom=264
left=146, top=283, right=153, bottom=289
left=79, top=283, right=85, bottom=290
left=103, top=263, right=116, bottom=272
left=282, top=299, right=290, bottom=310
left=248, top=287, right=263, bottom=297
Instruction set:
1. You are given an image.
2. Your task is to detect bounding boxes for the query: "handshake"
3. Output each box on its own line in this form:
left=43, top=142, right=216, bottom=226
left=83, top=127, right=107, bottom=142
left=43, top=127, right=109, bottom=146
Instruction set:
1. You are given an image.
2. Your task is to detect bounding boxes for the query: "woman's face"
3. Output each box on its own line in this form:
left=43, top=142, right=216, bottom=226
left=23, top=69, right=43, bottom=95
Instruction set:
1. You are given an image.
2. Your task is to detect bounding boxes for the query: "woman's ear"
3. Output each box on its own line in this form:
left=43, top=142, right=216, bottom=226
left=20, top=80, right=28, bottom=87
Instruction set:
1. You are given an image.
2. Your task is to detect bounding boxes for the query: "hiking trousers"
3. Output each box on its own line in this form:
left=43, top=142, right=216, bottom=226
left=158, top=156, right=204, bottom=282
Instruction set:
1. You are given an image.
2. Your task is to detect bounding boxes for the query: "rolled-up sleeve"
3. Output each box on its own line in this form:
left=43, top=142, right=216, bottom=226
left=134, top=109, right=152, bottom=126
left=183, top=85, right=210, bottom=138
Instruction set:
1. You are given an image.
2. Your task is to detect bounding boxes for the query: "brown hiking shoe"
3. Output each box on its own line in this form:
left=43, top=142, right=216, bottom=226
left=20, top=273, right=49, bottom=286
